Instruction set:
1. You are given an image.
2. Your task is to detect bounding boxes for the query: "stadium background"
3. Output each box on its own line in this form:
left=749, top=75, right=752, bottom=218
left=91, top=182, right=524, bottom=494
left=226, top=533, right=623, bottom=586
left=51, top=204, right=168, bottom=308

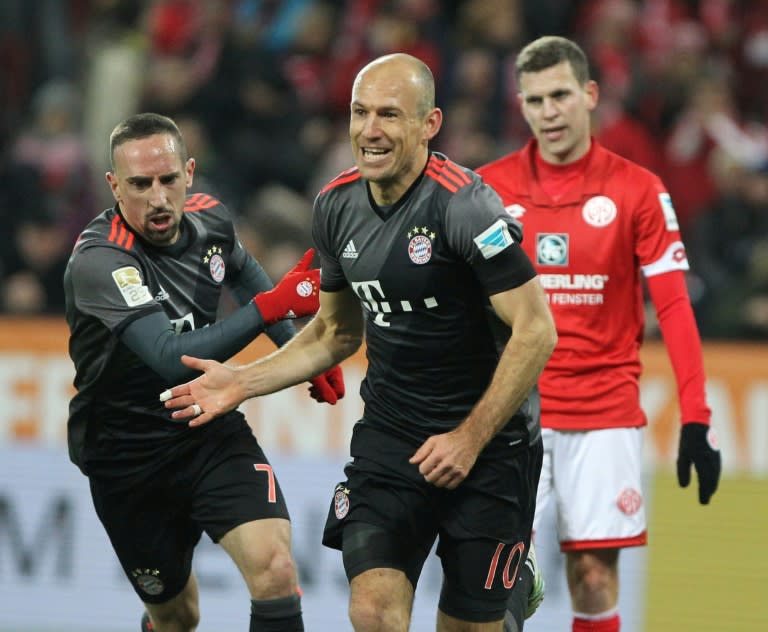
left=1, top=1, right=766, bottom=630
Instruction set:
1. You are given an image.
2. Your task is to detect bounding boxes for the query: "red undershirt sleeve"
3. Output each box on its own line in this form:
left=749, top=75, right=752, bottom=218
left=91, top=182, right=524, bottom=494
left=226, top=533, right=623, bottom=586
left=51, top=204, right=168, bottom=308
left=646, top=270, right=712, bottom=424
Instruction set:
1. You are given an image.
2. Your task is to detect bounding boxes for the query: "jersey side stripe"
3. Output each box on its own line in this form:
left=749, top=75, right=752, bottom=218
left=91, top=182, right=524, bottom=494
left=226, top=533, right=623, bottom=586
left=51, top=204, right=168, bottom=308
left=441, top=159, right=472, bottom=184
left=320, top=168, right=361, bottom=194
left=185, top=194, right=218, bottom=212
left=186, top=192, right=203, bottom=206
left=108, top=215, right=120, bottom=242
left=107, top=216, right=134, bottom=250
left=425, top=167, right=460, bottom=192
left=428, top=155, right=471, bottom=186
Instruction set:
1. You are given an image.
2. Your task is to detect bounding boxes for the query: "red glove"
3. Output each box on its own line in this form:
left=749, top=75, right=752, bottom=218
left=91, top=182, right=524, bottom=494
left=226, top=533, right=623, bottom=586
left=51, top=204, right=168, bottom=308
left=309, top=365, right=345, bottom=404
left=254, top=249, right=320, bottom=325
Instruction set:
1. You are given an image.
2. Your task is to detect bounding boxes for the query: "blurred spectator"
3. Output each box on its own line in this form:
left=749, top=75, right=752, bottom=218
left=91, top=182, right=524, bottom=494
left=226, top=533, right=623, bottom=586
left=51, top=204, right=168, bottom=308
left=2, top=0, right=768, bottom=324
left=662, top=69, right=768, bottom=233
left=1, top=213, right=70, bottom=314
left=11, top=79, right=98, bottom=243
left=688, top=151, right=768, bottom=338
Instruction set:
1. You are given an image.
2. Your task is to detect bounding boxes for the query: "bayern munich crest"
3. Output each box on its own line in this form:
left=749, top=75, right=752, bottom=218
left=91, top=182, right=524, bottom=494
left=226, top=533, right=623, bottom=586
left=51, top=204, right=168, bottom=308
left=203, top=245, right=225, bottom=283
left=131, top=568, right=164, bottom=596
left=407, top=225, right=435, bottom=265
left=333, top=484, right=350, bottom=519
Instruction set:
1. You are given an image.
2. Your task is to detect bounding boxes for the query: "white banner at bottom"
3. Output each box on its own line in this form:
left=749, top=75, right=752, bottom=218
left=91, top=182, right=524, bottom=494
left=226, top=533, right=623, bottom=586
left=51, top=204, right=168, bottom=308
left=0, top=444, right=646, bottom=631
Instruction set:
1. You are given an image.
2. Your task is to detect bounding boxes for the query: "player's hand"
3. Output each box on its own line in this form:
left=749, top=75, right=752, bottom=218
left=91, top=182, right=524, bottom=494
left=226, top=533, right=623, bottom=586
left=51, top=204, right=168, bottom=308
left=676, top=422, right=721, bottom=504
left=160, top=355, right=246, bottom=427
left=308, top=365, right=345, bottom=404
left=253, top=249, right=320, bottom=325
left=409, top=429, right=480, bottom=489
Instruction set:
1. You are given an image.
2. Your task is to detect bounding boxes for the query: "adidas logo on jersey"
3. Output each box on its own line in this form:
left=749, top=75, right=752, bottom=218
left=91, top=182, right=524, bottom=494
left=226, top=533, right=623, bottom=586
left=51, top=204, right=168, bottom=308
left=154, top=285, right=170, bottom=302
left=342, top=240, right=359, bottom=259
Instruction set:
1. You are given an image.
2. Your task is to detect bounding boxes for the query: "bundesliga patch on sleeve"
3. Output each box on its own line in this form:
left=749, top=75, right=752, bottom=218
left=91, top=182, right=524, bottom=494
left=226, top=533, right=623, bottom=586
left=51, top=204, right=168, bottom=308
left=112, top=266, right=153, bottom=307
left=658, top=193, right=680, bottom=231
left=473, top=219, right=514, bottom=259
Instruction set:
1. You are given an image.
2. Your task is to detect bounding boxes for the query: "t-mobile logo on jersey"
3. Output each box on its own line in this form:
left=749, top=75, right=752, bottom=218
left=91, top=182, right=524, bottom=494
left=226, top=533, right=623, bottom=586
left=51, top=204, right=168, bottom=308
left=350, top=280, right=438, bottom=327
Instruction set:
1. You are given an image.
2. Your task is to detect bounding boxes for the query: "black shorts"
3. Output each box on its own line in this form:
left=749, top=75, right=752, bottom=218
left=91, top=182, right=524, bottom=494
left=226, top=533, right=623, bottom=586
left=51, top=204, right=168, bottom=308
left=322, top=424, right=543, bottom=622
left=89, top=423, right=289, bottom=603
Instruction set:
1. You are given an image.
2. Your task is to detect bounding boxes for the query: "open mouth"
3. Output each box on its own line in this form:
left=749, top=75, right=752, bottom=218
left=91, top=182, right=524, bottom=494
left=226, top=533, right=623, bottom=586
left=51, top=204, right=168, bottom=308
left=361, top=147, right=391, bottom=163
left=148, top=213, right=173, bottom=232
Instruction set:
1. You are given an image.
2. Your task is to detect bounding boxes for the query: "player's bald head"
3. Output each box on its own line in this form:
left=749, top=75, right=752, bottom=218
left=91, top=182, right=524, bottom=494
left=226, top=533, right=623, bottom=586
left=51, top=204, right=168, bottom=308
left=353, top=53, right=435, bottom=118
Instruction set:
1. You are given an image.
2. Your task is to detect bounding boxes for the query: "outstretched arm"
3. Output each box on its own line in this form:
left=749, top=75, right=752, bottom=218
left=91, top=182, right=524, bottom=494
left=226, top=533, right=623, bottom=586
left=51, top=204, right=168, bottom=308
left=161, top=286, right=364, bottom=426
left=410, top=277, right=557, bottom=488
left=122, top=248, right=320, bottom=383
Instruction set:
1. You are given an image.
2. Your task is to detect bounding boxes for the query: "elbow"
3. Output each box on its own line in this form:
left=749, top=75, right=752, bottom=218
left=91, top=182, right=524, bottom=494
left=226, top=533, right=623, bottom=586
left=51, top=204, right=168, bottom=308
left=333, top=330, right=363, bottom=362
left=544, top=319, right=558, bottom=357
left=530, top=314, right=558, bottom=363
left=159, top=363, right=199, bottom=386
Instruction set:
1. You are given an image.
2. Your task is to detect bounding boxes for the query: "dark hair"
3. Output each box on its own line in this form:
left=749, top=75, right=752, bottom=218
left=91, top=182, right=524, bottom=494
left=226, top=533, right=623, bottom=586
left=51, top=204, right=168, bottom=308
left=515, top=36, right=591, bottom=84
left=108, top=112, right=187, bottom=169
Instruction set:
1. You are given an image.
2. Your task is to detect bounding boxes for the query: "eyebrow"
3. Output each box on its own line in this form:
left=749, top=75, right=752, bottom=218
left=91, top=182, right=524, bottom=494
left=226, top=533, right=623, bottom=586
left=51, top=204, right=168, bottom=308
left=125, top=172, right=179, bottom=184
left=524, top=88, right=572, bottom=100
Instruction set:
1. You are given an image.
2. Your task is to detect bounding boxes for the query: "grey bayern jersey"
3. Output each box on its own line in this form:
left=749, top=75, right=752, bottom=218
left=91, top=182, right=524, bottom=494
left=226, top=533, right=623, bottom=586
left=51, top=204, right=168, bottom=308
left=64, top=193, right=291, bottom=474
left=312, top=152, right=541, bottom=458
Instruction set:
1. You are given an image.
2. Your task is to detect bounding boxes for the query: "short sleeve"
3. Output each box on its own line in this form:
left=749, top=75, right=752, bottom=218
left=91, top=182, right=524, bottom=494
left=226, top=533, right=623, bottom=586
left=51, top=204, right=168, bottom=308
left=312, top=194, right=348, bottom=292
left=444, top=181, right=536, bottom=295
left=69, top=245, right=162, bottom=332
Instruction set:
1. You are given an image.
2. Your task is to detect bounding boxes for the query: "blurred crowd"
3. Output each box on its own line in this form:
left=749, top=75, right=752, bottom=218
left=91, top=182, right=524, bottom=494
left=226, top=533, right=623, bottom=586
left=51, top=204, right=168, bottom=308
left=0, top=0, right=767, bottom=339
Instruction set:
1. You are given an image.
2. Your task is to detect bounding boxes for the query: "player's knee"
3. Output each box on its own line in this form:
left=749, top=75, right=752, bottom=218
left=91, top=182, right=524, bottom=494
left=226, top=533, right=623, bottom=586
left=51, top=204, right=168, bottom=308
left=570, top=553, right=616, bottom=597
left=242, top=545, right=299, bottom=598
left=147, top=601, right=200, bottom=631
left=349, top=596, right=409, bottom=632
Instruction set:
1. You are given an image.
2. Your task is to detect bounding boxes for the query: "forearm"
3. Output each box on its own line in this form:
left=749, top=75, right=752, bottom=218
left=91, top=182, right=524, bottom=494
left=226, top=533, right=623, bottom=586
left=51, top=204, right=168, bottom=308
left=235, top=289, right=363, bottom=399
left=647, top=271, right=711, bottom=422
left=121, top=305, right=265, bottom=383
left=460, top=316, right=556, bottom=449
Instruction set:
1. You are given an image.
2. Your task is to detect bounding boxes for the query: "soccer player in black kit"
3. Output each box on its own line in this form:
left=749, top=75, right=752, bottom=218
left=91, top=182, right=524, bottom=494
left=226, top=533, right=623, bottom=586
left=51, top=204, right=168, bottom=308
left=63, top=113, right=344, bottom=632
left=162, top=54, right=557, bottom=632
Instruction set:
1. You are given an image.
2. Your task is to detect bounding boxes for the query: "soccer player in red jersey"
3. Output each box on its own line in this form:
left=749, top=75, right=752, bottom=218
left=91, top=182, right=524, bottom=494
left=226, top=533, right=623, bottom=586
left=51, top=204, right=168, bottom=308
left=477, top=36, right=721, bottom=632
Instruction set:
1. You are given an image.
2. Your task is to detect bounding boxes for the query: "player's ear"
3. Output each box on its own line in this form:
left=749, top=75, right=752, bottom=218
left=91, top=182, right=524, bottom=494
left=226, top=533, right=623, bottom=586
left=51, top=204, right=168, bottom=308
left=185, top=158, right=195, bottom=189
left=105, top=171, right=120, bottom=201
left=424, top=107, right=443, bottom=141
left=585, top=80, right=599, bottom=111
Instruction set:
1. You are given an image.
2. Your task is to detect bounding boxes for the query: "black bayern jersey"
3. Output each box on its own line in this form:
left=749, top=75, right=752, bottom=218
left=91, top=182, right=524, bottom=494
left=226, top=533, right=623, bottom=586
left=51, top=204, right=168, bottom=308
left=65, top=193, right=257, bottom=474
left=313, top=153, right=540, bottom=456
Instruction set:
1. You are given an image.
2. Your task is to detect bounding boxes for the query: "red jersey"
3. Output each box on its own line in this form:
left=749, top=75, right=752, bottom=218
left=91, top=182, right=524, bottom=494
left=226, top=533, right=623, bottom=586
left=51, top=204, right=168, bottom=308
left=478, top=140, right=693, bottom=430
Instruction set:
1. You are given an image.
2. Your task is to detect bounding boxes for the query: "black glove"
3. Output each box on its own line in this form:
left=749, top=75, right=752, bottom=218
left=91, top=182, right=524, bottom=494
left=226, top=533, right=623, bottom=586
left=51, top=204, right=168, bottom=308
left=676, top=422, right=721, bottom=504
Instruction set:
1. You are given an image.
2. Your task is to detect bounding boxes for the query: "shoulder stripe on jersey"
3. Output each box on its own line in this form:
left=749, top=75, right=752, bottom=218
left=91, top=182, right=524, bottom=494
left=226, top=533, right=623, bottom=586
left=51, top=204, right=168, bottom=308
left=185, top=193, right=219, bottom=212
left=320, top=167, right=361, bottom=194
left=424, top=156, right=472, bottom=193
left=428, top=155, right=472, bottom=185
left=107, top=215, right=134, bottom=250
left=425, top=156, right=471, bottom=193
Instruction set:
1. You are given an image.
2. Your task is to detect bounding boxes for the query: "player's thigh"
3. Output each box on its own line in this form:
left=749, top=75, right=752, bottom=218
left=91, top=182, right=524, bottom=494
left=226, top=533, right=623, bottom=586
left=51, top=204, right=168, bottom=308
left=437, top=440, right=542, bottom=623
left=89, top=474, right=200, bottom=604
left=552, top=427, right=647, bottom=548
left=325, top=457, right=437, bottom=587
left=218, top=517, right=297, bottom=597
left=190, top=428, right=290, bottom=544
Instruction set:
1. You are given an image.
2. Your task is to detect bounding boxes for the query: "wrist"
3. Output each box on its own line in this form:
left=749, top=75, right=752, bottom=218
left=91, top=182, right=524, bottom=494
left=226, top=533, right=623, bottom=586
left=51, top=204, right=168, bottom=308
left=253, top=291, right=280, bottom=325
